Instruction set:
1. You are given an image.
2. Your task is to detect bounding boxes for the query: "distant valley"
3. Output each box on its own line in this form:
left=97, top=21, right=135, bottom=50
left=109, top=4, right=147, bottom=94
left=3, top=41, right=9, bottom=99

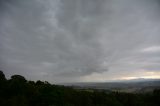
left=63, top=79, right=160, bottom=93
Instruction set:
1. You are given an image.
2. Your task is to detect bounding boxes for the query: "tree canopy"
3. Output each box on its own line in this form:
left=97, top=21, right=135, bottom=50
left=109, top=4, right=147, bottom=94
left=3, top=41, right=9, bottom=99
left=0, top=70, right=159, bottom=106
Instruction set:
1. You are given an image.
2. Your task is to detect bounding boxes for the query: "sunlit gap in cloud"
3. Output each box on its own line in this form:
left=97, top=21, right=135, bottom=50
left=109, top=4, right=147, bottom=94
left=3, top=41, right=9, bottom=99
left=141, top=46, right=160, bottom=53
left=81, top=69, right=160, bottom=82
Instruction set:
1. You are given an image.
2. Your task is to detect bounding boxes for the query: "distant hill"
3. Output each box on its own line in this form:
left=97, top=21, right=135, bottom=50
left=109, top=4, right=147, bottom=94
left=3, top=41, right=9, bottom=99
left=63, top=79, right=160, bottom=93
left=0, top=70, right=160, bottom=106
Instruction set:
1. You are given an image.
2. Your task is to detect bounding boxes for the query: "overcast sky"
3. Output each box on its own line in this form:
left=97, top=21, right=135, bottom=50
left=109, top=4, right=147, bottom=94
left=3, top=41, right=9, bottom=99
left=0, top=0, right=160, bottom=83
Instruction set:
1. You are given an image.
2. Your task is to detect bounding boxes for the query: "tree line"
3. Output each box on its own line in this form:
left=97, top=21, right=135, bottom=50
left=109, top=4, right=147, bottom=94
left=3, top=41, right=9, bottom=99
left=0, top=70, right=160, bottom=106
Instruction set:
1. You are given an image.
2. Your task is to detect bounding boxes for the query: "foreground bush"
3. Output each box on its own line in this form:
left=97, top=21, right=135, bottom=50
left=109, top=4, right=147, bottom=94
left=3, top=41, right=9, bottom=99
left=0, top=70, right=159, bottom=106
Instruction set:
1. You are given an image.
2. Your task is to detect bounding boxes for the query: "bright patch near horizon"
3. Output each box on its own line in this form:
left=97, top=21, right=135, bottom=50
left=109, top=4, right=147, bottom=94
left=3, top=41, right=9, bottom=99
left=141, top=46, right=160, bottom=53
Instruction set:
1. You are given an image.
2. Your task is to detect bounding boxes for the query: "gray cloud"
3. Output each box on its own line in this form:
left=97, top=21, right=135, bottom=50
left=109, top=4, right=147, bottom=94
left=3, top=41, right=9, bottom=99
left=0, top=0, right=160, bottom=83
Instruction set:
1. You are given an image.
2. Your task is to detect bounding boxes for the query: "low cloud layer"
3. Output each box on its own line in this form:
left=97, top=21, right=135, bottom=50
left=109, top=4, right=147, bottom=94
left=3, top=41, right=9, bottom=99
left=0, top=0, right=160, bottom=83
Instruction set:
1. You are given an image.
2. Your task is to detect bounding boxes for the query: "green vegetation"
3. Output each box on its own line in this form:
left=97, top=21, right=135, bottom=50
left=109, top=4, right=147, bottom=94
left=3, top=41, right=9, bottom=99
left=0, top=70, right=160, bottom=106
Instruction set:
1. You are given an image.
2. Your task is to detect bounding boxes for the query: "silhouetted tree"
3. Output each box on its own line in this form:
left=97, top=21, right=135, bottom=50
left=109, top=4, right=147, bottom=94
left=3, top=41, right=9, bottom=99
left=11, top=75, right=27, bottom=83
left=0, top=70, right=160, bottom=106
left=0, top=70, right=6, bottom=81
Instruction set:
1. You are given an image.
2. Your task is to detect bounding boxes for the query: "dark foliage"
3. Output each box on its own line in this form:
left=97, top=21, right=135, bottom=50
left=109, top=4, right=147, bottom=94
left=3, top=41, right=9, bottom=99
left=0, top=71, right=159, bottom=106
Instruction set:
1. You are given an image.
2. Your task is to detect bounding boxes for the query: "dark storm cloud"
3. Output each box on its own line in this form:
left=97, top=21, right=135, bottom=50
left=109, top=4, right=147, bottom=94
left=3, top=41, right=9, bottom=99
left=0, top=0, right=160, bottom=83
